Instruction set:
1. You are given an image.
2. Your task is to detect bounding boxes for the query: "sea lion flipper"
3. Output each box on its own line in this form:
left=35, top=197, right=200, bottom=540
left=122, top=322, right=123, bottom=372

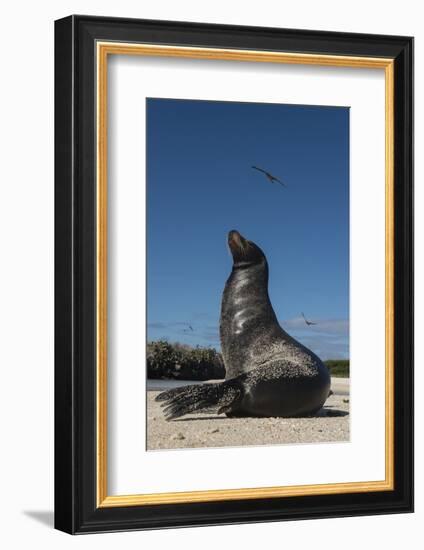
left=217, top=391, right=244, bottom=415
left=155, top=385, right=192, bottom=402
left=217, top=404, right=234, bottom=415
left=159, top=379, right=243, bottom=421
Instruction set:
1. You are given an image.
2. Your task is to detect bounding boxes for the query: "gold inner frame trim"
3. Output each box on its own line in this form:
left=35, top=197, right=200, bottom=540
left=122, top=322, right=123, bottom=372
left=96, top=42, right=395, bottom=508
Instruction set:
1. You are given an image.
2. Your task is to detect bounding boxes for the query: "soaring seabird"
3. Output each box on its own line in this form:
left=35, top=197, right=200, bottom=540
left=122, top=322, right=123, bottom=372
left=301, top=312, right=317, bottom=326
left=251, top=165, right=286, bottom=188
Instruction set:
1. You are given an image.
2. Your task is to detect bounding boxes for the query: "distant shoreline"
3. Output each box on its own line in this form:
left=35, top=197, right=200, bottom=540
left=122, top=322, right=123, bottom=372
left=147, top=341, right=349, bottom=380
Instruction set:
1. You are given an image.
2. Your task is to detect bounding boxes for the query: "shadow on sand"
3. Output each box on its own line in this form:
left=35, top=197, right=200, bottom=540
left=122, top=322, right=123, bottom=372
left=172, top=408, right=349, bottom=421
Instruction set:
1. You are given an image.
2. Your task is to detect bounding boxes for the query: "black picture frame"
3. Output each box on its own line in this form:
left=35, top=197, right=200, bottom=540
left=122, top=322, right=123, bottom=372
left=55, top=14, right=413, bottom=534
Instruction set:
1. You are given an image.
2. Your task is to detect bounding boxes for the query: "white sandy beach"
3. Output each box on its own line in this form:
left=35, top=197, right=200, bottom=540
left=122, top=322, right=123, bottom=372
left=147, top=378, right=350, bottom=450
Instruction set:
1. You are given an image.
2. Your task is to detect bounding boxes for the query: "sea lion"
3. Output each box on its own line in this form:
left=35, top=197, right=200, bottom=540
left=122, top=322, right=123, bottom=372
left=156, top=230, right=331, bottom=420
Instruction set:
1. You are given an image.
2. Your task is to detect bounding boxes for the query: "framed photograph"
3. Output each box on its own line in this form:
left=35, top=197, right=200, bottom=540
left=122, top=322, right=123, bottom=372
left=54, top=15, right=413, bottom=534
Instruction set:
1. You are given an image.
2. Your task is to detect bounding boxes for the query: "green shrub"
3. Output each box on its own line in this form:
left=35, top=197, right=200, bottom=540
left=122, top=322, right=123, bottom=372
left=146, top=340, right=181, bottom=379
left=324, top=359, right=349, bottom=378
left=147, top=340, right=225, bottom=380
left=147, top=341, right=349, bottom=380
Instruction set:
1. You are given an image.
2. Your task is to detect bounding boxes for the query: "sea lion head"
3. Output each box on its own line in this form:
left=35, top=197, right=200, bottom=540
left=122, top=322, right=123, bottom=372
left=228, top=230, right=266, bottom=267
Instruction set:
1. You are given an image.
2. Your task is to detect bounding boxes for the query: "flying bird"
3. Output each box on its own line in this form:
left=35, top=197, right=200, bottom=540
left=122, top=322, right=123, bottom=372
left=301, top=312, right=317, bottom=326
left=251, top=165, right=286, bottom=188
left=183, top=323, right=194, bottom=333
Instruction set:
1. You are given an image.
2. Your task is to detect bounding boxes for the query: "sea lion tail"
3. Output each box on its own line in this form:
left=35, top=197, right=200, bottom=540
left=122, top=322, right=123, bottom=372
left=156, top=380, right=243, bottom=421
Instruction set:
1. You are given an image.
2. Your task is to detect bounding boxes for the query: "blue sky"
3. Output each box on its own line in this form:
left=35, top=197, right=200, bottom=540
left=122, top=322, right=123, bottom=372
left=146, top=98, right=349, bottom=360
